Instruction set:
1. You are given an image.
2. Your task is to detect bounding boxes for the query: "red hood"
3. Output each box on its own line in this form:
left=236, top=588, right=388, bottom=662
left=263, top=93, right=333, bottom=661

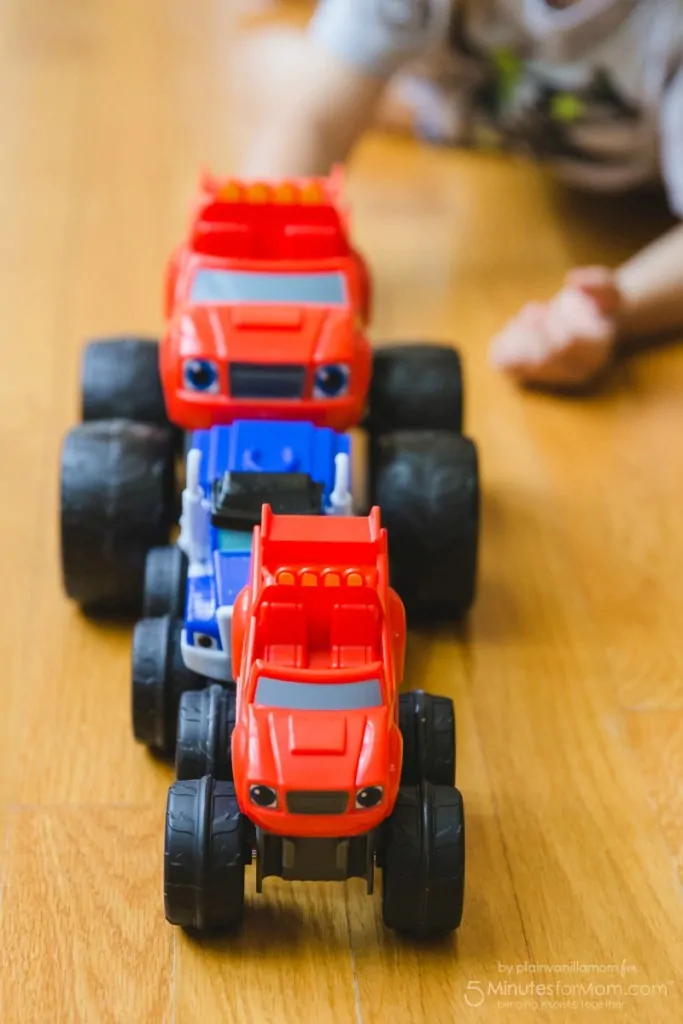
left=247, top=705, right=389, bottom=792
left=182, top=304, right=353, bottom=365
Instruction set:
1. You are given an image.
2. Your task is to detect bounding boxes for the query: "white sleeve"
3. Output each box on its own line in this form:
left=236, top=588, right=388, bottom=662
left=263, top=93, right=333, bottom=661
left=660, top=63, right=683, bottom=218
left=309, top=0, right=452, bottom=79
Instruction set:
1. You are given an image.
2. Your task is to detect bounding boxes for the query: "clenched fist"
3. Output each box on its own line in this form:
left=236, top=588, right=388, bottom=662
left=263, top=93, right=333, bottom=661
left=490, top=267, right=622, bottom=389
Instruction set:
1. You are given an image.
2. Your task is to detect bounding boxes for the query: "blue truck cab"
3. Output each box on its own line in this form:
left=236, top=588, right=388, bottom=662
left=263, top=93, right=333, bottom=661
left=177, top=419, right=352, bottom=683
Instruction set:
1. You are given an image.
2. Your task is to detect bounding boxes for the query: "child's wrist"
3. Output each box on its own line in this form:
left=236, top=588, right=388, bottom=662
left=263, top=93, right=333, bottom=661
left=613, top=268, right=646, bottom=345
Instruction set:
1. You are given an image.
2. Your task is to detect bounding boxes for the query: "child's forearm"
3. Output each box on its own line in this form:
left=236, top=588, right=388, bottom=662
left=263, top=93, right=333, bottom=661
left=242, top=115, right=346, bottom=178
left=616, top=223, right=683, bottom=346
left=241, top=96, right=376, bottom=179
left=241, top=43, right=384, bottom=178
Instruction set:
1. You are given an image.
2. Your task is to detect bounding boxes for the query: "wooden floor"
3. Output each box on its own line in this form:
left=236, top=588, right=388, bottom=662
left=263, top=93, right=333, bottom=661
left=1, top=2, right=682, bottom=1021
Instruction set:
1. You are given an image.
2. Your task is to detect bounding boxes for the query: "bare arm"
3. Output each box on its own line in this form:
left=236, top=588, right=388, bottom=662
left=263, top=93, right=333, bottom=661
left=490, top=225, right=683, bottom=389
left=616, top=223, right=683, bottom=345
left=241, top=37, right=387, bottom=178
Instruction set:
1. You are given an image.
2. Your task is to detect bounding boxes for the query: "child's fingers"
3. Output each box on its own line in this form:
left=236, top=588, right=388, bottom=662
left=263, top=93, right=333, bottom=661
left=492, top=319, right=613, bottom=382
left=547, top=296, right=614, bottom=346
left=490, top=324, right=552, bottom=368
left=503, top=350, right=603, bottom=388
left=517, top=301, right=547, bottom=325
left=491, top=280, right=617, bottom=389
left=489, top=304, right=551, bottom=366
left=503, top=329, right=614, bottom=386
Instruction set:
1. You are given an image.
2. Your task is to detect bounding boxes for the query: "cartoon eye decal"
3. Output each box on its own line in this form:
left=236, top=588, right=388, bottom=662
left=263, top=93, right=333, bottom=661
left=183, top=359, right=220, bottom=393
left=193, top=632, right=218, bottom=650
left=313, top=364, right=350, bottom=399
left=250, top=785, right=278, bottom=809
left=355, top=785, right=383, bottom=810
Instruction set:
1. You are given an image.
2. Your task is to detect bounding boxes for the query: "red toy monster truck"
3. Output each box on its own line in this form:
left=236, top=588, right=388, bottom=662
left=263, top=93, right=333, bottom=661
left=166, top=506, right=465, bottom=935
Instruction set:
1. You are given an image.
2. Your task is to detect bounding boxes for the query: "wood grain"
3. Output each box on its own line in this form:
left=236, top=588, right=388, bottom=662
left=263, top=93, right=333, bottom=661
left=624, top=711, right=683, bottom=885
left=0, top=807, right=172, bottom=1024
left=0, top=1, right=682, bottom=1021
left=176, top=879, right=359, bottom=1024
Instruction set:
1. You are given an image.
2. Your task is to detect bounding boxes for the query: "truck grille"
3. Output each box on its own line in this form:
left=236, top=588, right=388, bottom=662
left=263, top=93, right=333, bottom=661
left=286, top=791, right=348, bottom=815
left=229, top=363, right=306, bottom=399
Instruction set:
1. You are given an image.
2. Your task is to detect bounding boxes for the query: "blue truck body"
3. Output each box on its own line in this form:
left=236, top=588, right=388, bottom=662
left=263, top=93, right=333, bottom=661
left=180, top=419, right=352, bottom=682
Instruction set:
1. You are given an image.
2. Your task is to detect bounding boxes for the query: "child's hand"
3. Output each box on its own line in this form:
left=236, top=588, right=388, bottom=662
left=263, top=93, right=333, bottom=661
left=490, top=267, right=622, bottom=389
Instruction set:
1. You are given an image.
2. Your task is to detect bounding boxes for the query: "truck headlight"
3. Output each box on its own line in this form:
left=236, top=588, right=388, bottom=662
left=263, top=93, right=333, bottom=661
left=313, top=364, right=350, bottom=399
left=355, top=785, right=383, bottom=810
left=250, top=784, right=278, bottom=809
left=183, top=358, right=220, bottom=393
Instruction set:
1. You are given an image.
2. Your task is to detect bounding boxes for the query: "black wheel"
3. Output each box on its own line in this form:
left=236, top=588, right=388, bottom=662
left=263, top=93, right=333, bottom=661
left=368, top=344, right=463, bottom=434
left=399, top=691, right=455, bottom=786
left=81, top=337, right=170, bottom=427
left=382, top=783, right=465, bottom=936
left=371, top=429, right=479, bottom=622
left=60, top=420, right=176, bottom=614
left=176, top=684, right=235, bottom=781
left=131, top=615, right=205, bottom=759
left=164, top=776, right=246, bottom=931
left=142, top=545, right=188, bottom=619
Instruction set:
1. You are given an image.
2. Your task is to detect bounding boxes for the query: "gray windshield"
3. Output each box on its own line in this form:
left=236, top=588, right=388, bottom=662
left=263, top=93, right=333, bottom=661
left=255, top=677, right=382, bottom=711
left=191, top=270, right=347, bottom=306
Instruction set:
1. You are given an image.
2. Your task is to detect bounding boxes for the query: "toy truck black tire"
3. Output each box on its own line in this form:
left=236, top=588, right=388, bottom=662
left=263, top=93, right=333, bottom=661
left=60, top=420, right=176, bottom=614
left=399, top=691, right=456, bottom=786
left=81, top=337, right=170, bottom=427
left=370, top=429, right=479, bottom=621
left=131, top=615, right=205, bottom=758
left=164, top=776, right=246, bottom=931
left=382, top=783, right=465, bottom=935
left=143, top=545, right=189, bottom=619
left=176, top=684, right=235, bottom=781
left=367, top=344, right=463, bottom=434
